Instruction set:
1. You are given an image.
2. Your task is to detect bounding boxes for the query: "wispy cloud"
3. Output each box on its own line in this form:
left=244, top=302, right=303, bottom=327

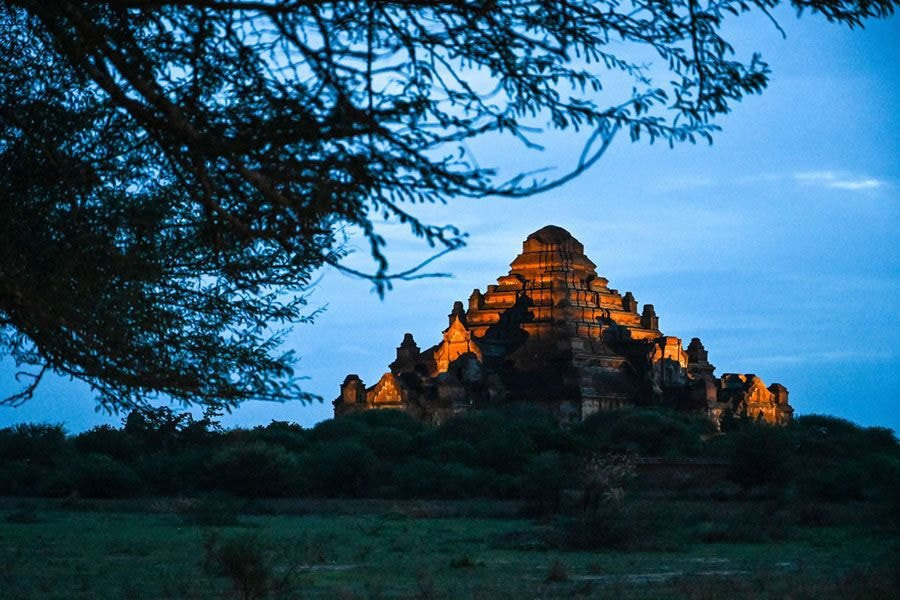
left=793, top=170, right=887, bottom=191
left=653, top=170, right=889, bottom=193
left=829, top=179, right=884, bottom=190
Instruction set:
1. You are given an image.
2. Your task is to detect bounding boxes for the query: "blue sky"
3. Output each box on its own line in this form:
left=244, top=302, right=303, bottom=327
left=2, top=9, right=898, bottom=433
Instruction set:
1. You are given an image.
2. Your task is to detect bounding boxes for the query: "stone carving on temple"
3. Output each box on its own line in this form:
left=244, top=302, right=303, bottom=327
left=334, top=225, right=793, bottom=428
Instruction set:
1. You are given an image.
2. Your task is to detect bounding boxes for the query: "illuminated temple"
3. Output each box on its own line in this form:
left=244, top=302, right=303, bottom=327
left=334, top=226, right=793, bottom=427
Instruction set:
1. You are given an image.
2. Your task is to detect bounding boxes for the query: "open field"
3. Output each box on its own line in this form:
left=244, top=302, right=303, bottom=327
left=0, top=497, right=896, bottom=599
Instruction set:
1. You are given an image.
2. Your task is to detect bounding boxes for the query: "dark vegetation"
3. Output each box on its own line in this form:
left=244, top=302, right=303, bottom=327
left=0, top=406, right=895, bottom=509
left=1, top=407, right=896, bottom=598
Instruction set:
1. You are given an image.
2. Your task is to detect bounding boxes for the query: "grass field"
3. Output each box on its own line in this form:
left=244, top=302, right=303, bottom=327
left=0, top=497, right=896, bottom=599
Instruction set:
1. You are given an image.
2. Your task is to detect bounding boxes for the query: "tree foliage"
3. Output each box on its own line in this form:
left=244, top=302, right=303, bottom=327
left=0, top=0, right=895, bottom=410
left=0, top=406, right=896, bottom=502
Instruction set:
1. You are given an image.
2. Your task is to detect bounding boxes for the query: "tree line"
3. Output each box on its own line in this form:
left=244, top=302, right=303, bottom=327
left=0, top=406, right=895, bottom=505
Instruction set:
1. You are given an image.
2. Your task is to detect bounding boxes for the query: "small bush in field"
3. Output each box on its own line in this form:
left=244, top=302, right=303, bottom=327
left=415, top=567, right=435, bottom=599
left=448, top=555, right=477, bottom=569
left=208, top=533, right=270, bottom=600
left=581, top=453, right=635, bottom=519
left=204, top=532, right=297, bottom=600
left=545, top=558, right=569, bottom=582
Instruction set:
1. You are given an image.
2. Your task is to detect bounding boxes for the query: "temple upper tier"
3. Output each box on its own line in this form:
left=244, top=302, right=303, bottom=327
left=334, top=225, right=793, bottom=427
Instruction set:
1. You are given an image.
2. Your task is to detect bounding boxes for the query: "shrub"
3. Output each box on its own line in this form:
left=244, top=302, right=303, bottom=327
left=796, top=460, right=867, bottom=501
left=360, top=427, right=415, bottom=460
left=436, top=406, right=558, bottom=473
left=204, top=532, right=295, bottom=600
left=393, top=459, right=487, bottom=498
left=208, top=442, right=299, bottom=497
left=0, top=423, right=67, bottom=465
left=246, top=421, right=309, bottom=453
left=724, top=423, right=795, bottom=490
left=73, top=425, right=139, bottom=461
left=0, top=460, right=42, bottom=496
left=576, top=408, right=630, bottom=439
left=437, top=410, right=506, bottom=445
left=448, top=555, right=477, bottom=569
left=298, top=441, right=377, bottom=497
left=545, top=558, right=569, bottom=583
left=137, top=448, right=213, bottom=495
left=786, top=415, right=899, bottom=501
left=426, top=440, right=478, bottom=466
left=519, top=451, right=569, bottom=512
left=306, top=418, right=368, bottom=443
left=122, top=407, right=192, bottom=451
left=606, top=410, right=708, bottom=457
left=40, top=454, right=142, bottom=498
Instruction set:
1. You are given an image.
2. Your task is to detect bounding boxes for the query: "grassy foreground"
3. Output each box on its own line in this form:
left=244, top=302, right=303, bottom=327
left=0, top=498, right=896, bottom=599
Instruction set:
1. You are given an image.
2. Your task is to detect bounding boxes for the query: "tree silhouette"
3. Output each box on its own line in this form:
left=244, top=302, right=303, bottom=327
left=0, top=0, right=895, bottom=411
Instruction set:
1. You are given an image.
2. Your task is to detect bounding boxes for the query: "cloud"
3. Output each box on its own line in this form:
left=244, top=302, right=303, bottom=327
left=829, top=178, right=884, bottom=190
left=650, top=170, right=889, bottom=194
left=793, top=170, right=887, bottom=191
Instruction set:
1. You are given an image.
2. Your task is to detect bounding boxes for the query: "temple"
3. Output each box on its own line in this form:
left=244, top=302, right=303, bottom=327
left=334, top=226, right=793, bottom=428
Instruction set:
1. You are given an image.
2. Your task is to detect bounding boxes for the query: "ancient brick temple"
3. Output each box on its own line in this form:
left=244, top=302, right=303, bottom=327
left=334, top=226, right=793, bottom=427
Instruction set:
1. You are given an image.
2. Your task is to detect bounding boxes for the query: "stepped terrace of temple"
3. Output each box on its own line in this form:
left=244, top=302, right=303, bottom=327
left=334, top=225, right=793, bottom=427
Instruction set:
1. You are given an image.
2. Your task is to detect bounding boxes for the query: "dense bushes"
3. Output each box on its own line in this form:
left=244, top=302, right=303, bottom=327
left=298, top=441, right=378, bottom=497
left=0, top=407, right=894, bottom=503
left=574, top=408, right=714, bottom=457
left=712, top=415, right=899, bottom=502
left=73, top=425, right=140, bottom=462
left=41, top=454, right=142, bottom=498
left=209, top=443, right=301, bottom=498
left=0, top=424, right=67, bottom=465
left=722, top=422, right=796, bottom=490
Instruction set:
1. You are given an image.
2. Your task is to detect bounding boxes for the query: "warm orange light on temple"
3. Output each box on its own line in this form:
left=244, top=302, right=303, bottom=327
left=335, top=226, right=793, bottom=428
